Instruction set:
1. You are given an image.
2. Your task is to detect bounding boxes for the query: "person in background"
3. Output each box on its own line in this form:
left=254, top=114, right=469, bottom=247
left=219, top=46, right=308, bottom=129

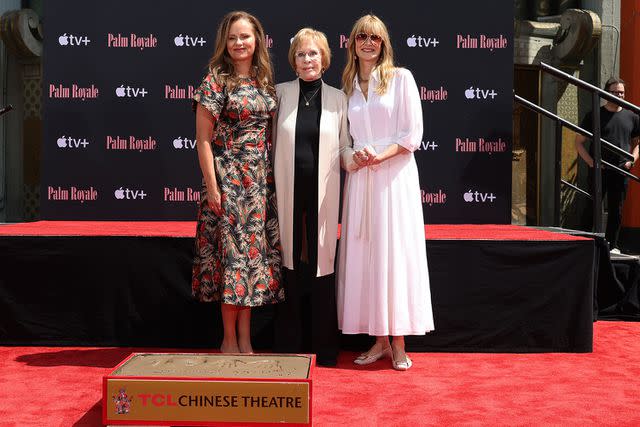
left=575, top=77, right=640, bottom=253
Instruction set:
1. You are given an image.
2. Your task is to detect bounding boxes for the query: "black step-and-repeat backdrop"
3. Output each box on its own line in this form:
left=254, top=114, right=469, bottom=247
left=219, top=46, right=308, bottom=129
left=42, top=0, right=513, bottom=223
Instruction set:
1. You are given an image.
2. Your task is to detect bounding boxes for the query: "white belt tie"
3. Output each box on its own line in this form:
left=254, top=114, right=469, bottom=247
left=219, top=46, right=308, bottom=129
left=353, top=137, right=394, bottom=241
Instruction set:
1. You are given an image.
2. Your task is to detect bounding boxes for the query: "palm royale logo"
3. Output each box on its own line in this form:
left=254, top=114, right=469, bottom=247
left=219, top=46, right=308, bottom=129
left=420, top=85, right=448, bottom=103
left=107, top=33, right=158, bottom=50
left=106, top=135, right=157, bottom=152
left=47, top=186, right=98, bottom=203
left=164, top=187, right=200, bottom=202
left=339, top=34, right=349, bottom=48
left=422, top=189, right=447, bottom=206
left=456, top=33, right=508, bottom=51
left=165, top=85, right=196, bottom=99
left=49, top=84, right=99, bottom=100
left=455, top=137, right=507, bottom=154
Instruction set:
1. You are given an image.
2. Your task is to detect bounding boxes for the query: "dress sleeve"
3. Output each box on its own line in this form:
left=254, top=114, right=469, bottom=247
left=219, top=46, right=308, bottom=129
left=395, top=68, right=424, bottom=152
left=338, top=91, right=358, bottom=172
left=192, top=72, right=226, bottom=119
left=271, top=84, right=283, bottom=161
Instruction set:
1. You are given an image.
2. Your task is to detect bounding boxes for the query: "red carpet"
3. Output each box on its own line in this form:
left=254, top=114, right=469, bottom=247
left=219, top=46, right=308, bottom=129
left=0, top=221, right=585, bottom=240
left=0, top=321, right=638, bottom=426
left=0, top=221, right=196, bottom=237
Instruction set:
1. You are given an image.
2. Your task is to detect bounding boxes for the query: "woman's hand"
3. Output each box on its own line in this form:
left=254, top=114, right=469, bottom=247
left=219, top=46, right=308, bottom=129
left=353, top=149, right=370, bottom=168
left=364, top=146, right=381, bottom=166
left=207, top=185, right=223, bottom=216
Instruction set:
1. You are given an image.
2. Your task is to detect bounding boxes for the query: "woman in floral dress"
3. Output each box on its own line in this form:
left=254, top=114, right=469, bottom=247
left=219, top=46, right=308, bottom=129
left=192, top=11, right=283, bottom=354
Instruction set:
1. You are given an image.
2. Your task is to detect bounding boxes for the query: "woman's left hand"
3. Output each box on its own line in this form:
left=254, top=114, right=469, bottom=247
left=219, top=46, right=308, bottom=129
left=353, top=150, right=370, bottom=168
left=364, top=146, right=382, bottom=166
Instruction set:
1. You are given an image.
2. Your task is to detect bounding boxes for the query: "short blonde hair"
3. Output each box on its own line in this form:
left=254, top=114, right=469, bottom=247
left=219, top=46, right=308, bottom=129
left=288, top=28, right=331, bottom=72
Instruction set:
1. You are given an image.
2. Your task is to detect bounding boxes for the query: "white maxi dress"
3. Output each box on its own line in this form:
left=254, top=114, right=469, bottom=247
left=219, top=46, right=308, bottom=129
left=337, top=68, right=434, bottom=336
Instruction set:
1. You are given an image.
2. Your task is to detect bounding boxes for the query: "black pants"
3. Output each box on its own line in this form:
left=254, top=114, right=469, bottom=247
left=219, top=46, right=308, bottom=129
left=584, top=169, right=629, bottom=249
left=272, top=172, right=339, bottom=366
left=273, top=266, right=339, bottom=366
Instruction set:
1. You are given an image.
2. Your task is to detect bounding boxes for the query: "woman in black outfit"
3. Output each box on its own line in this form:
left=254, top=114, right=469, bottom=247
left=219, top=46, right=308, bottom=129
left=272, top=28, right=355, bottom=365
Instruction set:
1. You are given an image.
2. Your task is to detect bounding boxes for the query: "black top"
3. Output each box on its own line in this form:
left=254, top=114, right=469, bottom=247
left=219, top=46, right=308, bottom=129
left=294, top=78, right=322, bottom=185
left=581, top=106, right=640, bottom=167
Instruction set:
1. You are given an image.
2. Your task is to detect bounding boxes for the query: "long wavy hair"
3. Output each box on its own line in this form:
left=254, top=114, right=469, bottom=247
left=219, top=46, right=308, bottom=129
left=342, top=14, right=395, bottom=96
left=207, top=11, right=274, bottom=93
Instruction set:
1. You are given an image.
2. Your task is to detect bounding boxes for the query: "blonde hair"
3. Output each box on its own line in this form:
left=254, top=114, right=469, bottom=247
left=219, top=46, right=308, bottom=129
left=207, top=11, right=274, bottom=93
left=342, top=14, right=395, bottom=96
left=288, top=28, right=331, bottom=72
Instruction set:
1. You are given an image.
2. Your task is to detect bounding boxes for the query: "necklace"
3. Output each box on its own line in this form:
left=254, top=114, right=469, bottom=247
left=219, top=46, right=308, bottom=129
left=302, top=86, right=321, bottom=106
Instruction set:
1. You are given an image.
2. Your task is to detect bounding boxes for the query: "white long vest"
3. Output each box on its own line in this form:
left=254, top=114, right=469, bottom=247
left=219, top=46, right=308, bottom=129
left=273, top=79, right=355, bottom=277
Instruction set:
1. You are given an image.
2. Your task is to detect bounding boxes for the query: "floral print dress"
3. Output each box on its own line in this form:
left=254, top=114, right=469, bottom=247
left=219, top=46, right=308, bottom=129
left=192, top=72, right=283, bottom=306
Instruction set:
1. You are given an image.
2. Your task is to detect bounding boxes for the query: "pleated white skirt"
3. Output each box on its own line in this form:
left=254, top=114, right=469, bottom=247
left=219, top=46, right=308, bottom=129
left=337, top=151, right=434, bottom=336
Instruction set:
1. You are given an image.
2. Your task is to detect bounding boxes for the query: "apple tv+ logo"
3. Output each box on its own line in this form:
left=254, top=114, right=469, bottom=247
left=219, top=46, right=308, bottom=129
left=115, top=85, right=148, bottom=98
left=114, top=187, right=148, bottom=200
left=172, top=137, right=196, bottom=150
left=58, top=33, right=91, bottom=46
left=406, top=35, right=439, bottom=48
left=464, top=87, right=497, bottom=100
left=57, top=135, right=89, bottom=149
left=463, top=190, right=496, bottom=203
left=173, top=34, right=206, bottom=47
left=417, top=140, right=439, bottom=151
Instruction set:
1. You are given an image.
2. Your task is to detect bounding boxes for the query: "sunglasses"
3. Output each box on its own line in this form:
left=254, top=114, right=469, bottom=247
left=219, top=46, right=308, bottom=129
left=355, top=33, right=382, bottom=44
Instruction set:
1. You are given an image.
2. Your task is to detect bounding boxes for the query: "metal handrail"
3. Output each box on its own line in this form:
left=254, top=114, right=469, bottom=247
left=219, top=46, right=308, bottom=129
left=540, top=62, right=640, bottom=115
left=0, top=105, right=13, bottom=116
left=514, top=62, right=640, bottom=233
left=561, top=179, right=592, bottom=199
left=514, top=94, right=634, bottom=163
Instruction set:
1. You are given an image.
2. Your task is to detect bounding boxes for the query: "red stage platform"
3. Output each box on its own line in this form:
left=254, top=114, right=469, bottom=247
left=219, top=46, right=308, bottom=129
left=0, top=221, right=587, bottom=241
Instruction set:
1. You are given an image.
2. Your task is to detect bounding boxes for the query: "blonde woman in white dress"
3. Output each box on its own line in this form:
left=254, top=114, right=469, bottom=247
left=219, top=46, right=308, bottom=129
left=337, top=14, right=434, bottom=371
